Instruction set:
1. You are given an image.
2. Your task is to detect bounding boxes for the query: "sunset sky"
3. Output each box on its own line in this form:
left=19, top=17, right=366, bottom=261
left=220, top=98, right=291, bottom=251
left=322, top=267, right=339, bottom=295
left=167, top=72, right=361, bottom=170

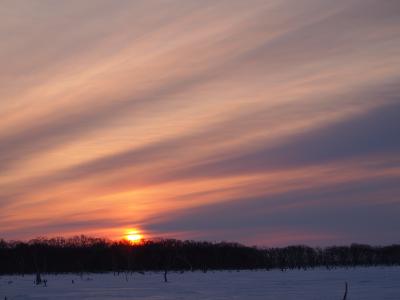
left=1, top=0, right=399, bottom=246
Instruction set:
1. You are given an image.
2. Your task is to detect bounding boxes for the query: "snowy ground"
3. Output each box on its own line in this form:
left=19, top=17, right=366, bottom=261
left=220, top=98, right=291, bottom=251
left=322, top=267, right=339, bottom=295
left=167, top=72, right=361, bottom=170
left=1, top=267, right=400, bottom=299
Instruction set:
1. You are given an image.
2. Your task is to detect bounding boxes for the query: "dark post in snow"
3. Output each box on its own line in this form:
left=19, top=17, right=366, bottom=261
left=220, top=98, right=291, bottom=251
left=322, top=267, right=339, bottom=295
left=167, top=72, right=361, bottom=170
left=343, top=282, right=348, bottom=300
left=164, top=269, right=168, bottom=282
left=35, top=272, right=42, bottom=285
left=33, top=246, right=42, bottom=285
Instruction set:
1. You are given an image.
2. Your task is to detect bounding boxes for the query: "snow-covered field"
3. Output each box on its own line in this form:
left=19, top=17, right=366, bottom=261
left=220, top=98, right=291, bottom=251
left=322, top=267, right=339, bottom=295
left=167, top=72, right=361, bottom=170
left=1, top=267, right=399, bottom=299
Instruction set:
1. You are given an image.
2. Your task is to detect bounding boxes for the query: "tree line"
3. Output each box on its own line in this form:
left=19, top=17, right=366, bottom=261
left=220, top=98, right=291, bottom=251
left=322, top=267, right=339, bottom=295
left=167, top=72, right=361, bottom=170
left=0, top=236, right=399, bottom=275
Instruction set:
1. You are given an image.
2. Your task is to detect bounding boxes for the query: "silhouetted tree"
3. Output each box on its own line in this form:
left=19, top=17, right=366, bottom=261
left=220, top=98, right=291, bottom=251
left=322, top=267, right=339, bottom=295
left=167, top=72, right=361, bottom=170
left=0, top=236, right=399, bottom=275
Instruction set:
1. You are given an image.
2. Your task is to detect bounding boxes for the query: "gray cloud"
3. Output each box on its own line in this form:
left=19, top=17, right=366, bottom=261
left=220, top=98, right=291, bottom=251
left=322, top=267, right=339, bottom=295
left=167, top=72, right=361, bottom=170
left=145, top=175, right=400, bottom=246
left=1, top=91, right=398, bottom=210
left=164, top=100, right=400, bottom=181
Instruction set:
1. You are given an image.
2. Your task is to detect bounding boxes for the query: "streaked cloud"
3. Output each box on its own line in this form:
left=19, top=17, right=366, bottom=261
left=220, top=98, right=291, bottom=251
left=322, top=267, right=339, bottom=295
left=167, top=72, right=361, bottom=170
left=0, top=0, right=399, bottom=245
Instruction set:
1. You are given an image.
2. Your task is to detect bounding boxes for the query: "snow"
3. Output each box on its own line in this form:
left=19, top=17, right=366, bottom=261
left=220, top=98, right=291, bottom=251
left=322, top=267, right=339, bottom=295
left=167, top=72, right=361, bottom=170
left=1, top=267, right=400, bottom=299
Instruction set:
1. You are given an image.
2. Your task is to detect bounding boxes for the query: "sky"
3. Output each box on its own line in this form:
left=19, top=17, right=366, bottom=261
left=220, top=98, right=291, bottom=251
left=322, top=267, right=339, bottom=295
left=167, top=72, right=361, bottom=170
left=1, top=0, right=399, bottom=246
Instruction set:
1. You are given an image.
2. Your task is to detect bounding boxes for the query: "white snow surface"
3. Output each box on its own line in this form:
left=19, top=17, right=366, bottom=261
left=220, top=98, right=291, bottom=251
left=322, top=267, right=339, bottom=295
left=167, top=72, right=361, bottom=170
left=1, top=267, right=399, bottom=299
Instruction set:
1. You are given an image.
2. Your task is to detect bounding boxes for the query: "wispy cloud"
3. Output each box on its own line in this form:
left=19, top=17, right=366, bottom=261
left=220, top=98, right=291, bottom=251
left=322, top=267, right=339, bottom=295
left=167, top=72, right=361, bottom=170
left=0, top=0, right=399, bottom=245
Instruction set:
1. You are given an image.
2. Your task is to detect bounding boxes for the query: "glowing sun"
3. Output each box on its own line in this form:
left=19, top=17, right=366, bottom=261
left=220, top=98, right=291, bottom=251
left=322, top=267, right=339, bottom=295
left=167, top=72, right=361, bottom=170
left=125, top=229, right=143, bottom=243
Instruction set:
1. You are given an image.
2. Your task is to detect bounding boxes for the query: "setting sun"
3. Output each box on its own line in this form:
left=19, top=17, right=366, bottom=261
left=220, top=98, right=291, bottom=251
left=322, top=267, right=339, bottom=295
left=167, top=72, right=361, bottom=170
left=125, top=230, right=143, bottom=243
